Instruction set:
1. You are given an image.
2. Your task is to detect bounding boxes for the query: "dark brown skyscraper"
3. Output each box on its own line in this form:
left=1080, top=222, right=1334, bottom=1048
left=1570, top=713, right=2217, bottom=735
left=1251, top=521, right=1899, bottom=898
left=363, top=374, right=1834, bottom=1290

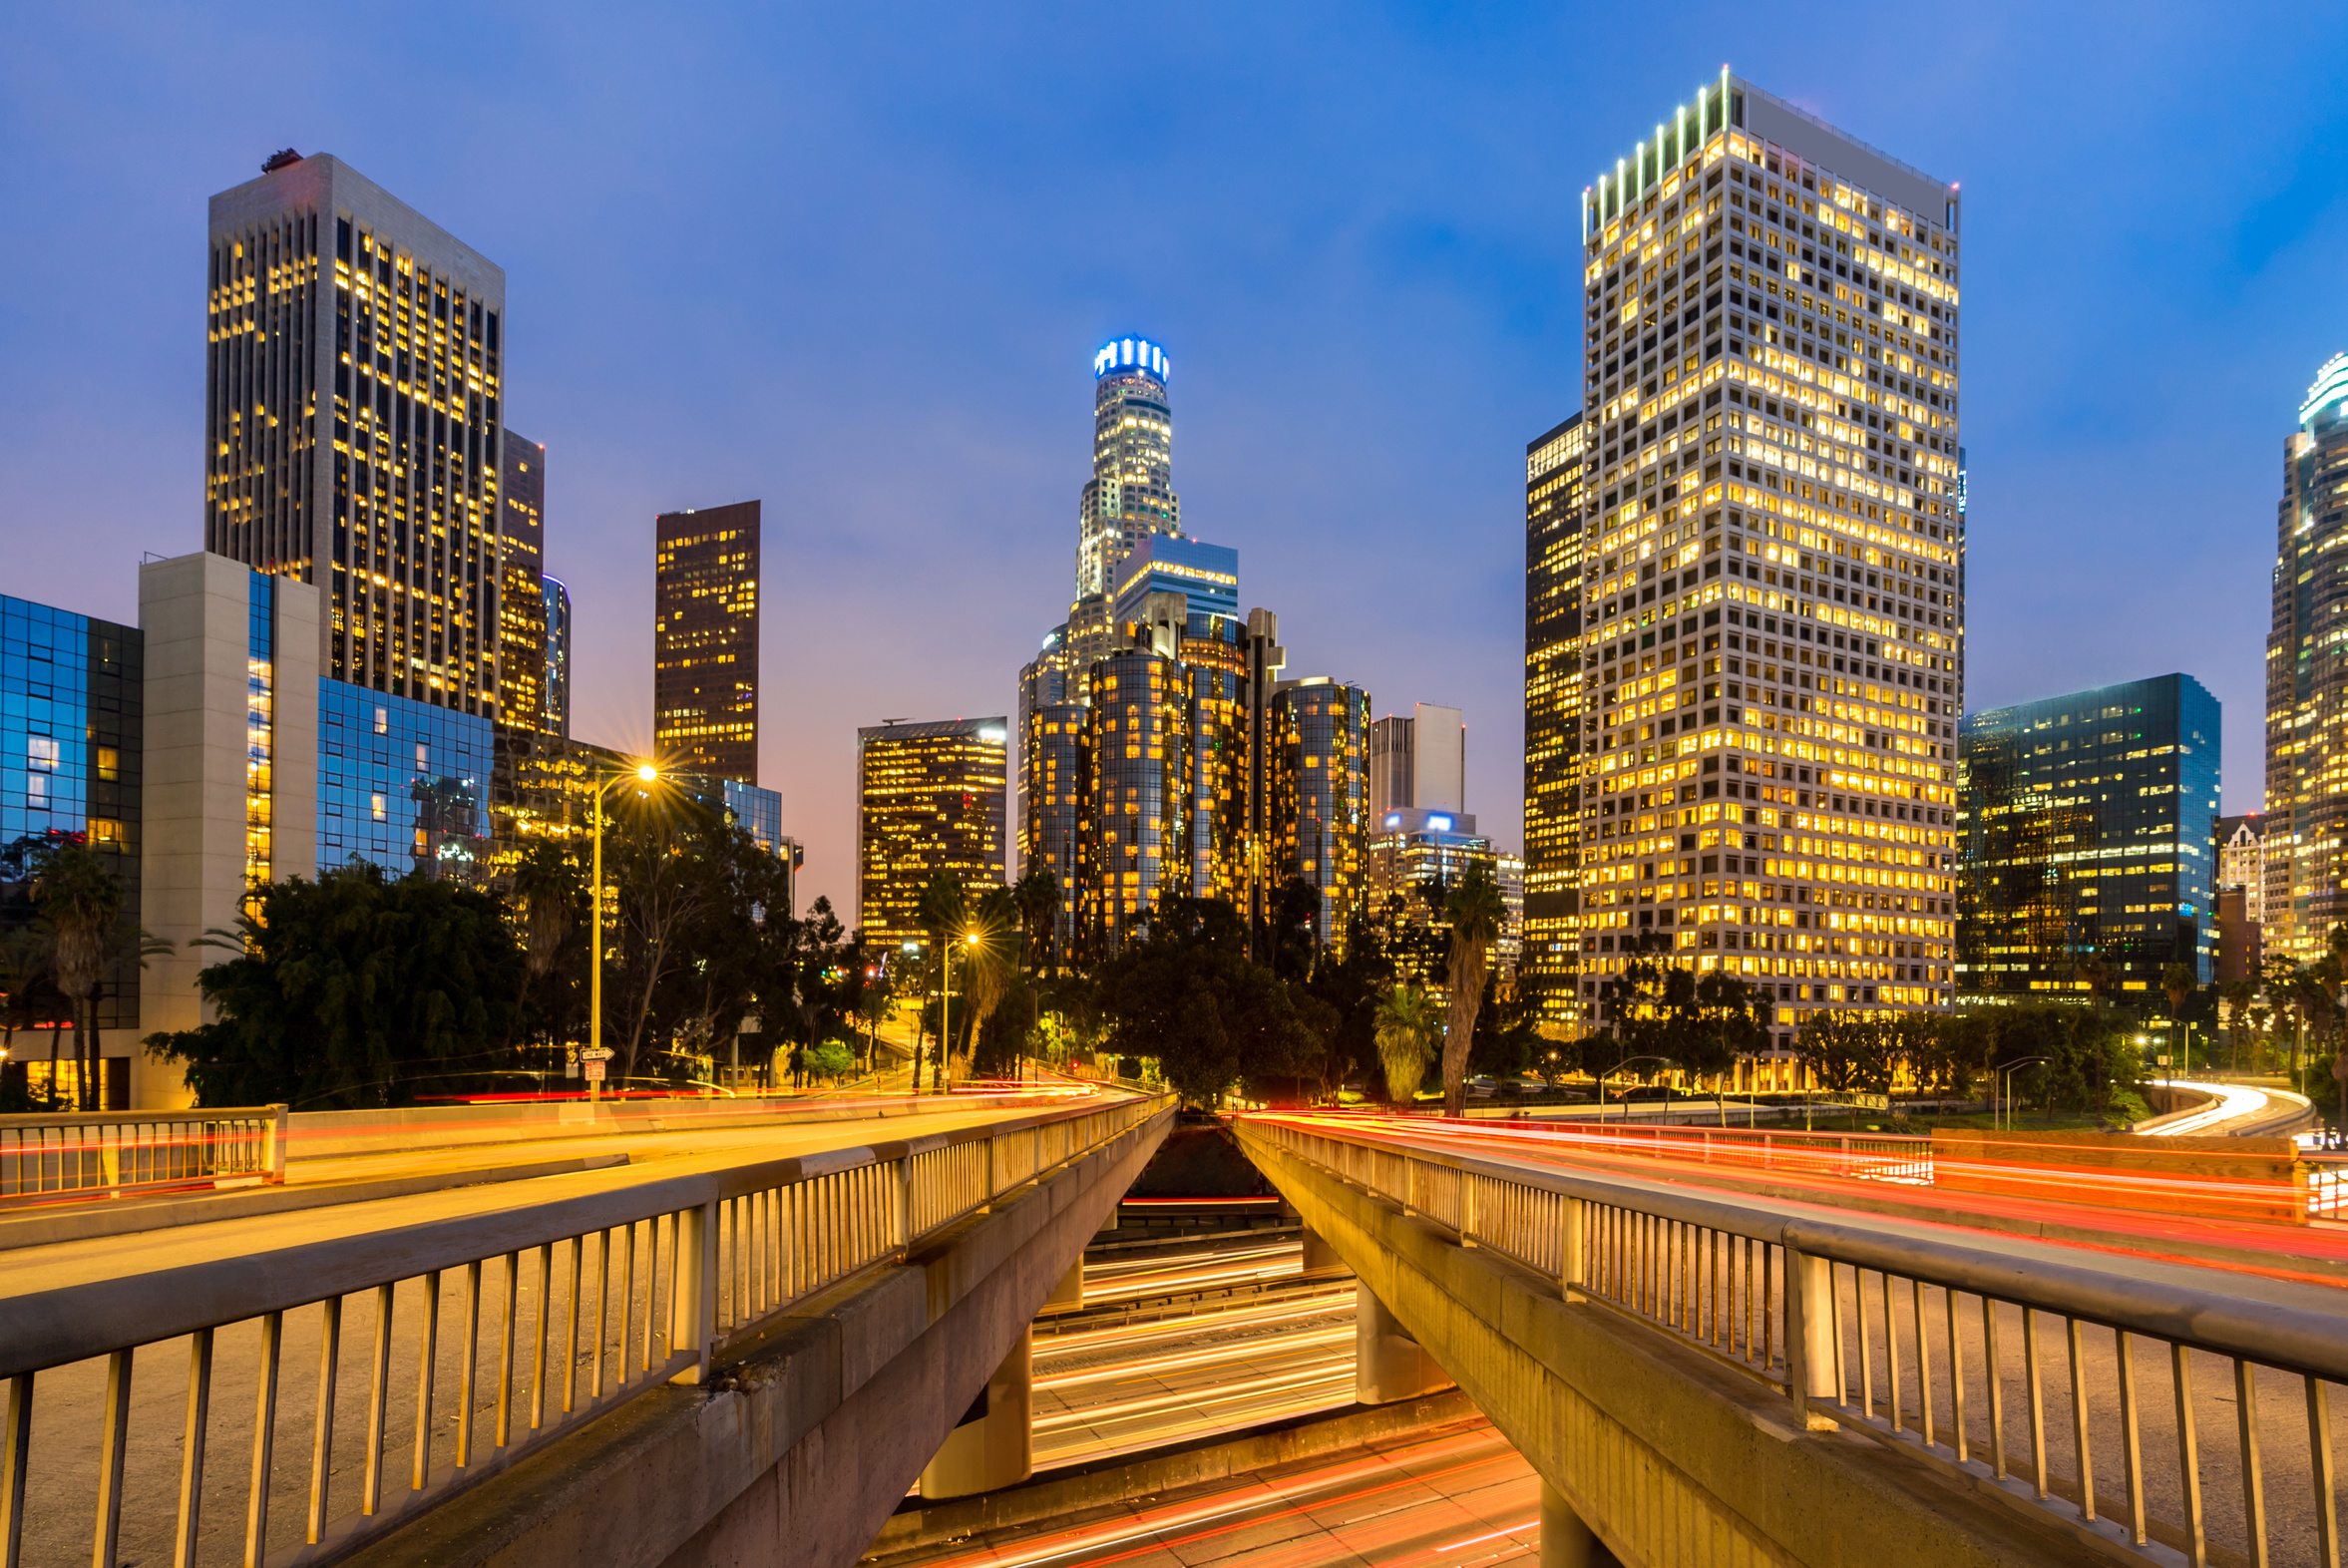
left=654, top=500, right=760, bottom=783
left=499, top=430, right=547, bottom=729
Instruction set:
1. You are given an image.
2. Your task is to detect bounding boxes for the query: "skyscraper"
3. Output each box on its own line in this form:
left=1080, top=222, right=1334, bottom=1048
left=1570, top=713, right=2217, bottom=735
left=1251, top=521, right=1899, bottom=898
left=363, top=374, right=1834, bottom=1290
left=2262, top=352, right=2348, bottom=963
left=1070, top=338, right=1182, bottom=668
left=1957, top=675, right=2219, bottom=994
left=1267, top=677, right=1371, bottom=946
left=499, top=431, right=547, bottom=731
left=207, top=153, right=508, bottom=716
left=857, top=718, right=1008, bottom=951
left=1368, top=704, right=1465, bottom=821
left=654, top=501, right=760, bottom=784
left=1577, top=75, right=1965, bottom=1042
left=1523, top=413, right=1590, bottom=1031
left=541, top=575, right=572, bottom=737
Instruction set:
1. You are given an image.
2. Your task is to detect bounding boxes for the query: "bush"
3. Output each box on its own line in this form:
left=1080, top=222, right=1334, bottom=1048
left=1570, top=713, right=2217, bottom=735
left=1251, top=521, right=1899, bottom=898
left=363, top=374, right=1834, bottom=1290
left=1117, top=1055, right=1142, bottom=1080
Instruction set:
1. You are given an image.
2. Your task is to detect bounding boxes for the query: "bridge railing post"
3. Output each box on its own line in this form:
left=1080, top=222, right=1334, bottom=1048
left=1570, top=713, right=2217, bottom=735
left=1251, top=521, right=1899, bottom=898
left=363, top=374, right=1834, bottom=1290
left=267, top=1104, right=289, bottom=1184
left=669, top=1201, right=718, bottom=1385
left=1783, top=1246, right=1837, bottom=1430
left=1561, top=1196, right=1587, bottom=1301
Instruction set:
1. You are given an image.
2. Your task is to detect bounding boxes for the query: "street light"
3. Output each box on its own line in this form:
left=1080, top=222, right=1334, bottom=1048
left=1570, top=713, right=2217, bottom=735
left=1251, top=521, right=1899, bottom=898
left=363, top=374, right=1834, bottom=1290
left=937, top=928, right=983, bottom=1094
left=1599, top=1054, right=1678, bottom=1123
left=588, top=763, right=662, bottom=1102
left=1993, top=1055, right=2051, bottom=1132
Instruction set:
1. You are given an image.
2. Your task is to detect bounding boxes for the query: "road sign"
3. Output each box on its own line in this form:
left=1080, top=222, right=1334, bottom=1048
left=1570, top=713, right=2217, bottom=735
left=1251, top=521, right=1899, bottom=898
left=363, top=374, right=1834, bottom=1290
left=582, top=1047, right=614, bottom=1062
left=585, top=1060, right=607, bottom=1082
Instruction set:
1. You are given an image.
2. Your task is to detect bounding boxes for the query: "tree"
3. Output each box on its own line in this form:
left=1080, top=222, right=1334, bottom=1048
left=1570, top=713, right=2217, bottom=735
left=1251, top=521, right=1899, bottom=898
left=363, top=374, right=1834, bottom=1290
left=1679, top=972, right=1770, bottom=1123
left=915, top=869, right=969, bottom=1090
left=1013, top=868, right=1060, bottom=979
left=962, top=885, right=1019, bottom=1068
left=1794, top=1009, right=1898, bottom=1098
left=2160, top=962, right=2197, bottom=1070
left=1437, top=866, right=1506, bottom=1118
left=33, top=844, right=167, bottom=1110
left=145, top=866, right=526, bottom=1107
left=509, top=835, right=587, bottom=1058
left=1373, top=984, right=1439, bottom=1106
left=2218, top=978, right=2258, bottom=1074
left=1093, top=897, right=1323, bottom=1106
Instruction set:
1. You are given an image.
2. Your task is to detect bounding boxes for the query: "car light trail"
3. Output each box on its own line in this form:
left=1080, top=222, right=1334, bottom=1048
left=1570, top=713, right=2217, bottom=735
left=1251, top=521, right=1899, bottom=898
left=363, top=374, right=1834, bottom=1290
left=1034, top=1287, right=1355, bottom=1357
left=1034, top=1325, right=1354, bottom=1391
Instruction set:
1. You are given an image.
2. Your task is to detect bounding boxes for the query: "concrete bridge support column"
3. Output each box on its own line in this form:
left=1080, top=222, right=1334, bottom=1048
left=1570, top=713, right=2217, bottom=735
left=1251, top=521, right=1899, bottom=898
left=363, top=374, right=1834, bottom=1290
left=1039, top=1256, right=1085, bottom=1316
left=1539, top=1478, right=1597, bottom=1568
left=1300, top=1223, right=1348, bottom=1279
left=1355, top=1283, right=1452, bottom=1404
left=920, top=1328, right=1033, bottom=1499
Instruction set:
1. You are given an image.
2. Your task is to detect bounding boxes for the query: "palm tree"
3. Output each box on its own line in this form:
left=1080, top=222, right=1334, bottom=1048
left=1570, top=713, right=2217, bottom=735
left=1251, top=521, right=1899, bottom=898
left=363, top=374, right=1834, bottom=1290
left=2216, top=978, right=2257, bottom=1074
left=510, top=836, right=584, bottom=1059
left=1013, top=868, right=1059, bottom=980
left=35, top=845, right=128, bottom=1111
left=962, top=885, right=1019, bottom=1074
left=915, top=869, right=968, bottom=1090
left=2072, top=951, right=2114, bottom=1120
left=1373, top=984, right=1438, bottom=1108
left=1437, top=866, right=1506, bottom=1118
left=2160, top=962, right=2197, bottom=1073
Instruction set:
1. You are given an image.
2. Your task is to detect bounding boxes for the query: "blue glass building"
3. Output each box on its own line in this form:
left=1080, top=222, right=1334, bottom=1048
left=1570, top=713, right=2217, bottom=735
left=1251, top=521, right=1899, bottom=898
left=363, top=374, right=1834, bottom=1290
left=1, top=593, right=143, bottom=1099
left=1957, top=674, right=2221, bottom=993
left=1112, top=536, right=1238, bottom=628
left=317, top=680, right=498, bottom=880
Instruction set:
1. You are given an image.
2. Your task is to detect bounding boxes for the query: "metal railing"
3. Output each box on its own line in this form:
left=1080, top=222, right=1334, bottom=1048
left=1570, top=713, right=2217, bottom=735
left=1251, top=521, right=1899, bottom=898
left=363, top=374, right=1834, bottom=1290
left=0, top=1090, right=1168, bottom=1568
left=1249, top=1116, right=2348, bottom=1568
left=0, top=1106, right=286, bottom=1207
left=1370, top=1112, right=2339, bottom=1224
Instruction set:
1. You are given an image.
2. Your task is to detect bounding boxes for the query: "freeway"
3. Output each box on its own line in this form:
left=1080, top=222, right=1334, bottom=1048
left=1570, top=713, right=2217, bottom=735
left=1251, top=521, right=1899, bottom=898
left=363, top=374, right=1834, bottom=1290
left=2140, top=1076, right=2315, bottom=1137
left=1033, top=1277, right=1358, bottom=1468
left=877, top=1417, right=1541, bottom=1568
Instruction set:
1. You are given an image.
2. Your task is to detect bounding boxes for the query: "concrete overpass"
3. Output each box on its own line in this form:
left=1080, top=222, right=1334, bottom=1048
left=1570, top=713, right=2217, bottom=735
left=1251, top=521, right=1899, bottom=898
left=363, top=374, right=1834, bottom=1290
left=1234, top=1113, right=2348, bottom=1568
left=0, top=1088, right=1171, bottom=1568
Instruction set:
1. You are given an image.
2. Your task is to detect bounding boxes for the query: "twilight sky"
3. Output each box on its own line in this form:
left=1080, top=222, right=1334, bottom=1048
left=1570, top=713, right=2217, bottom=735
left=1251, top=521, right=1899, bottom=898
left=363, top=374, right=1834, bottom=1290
left=4, top=4, right=2343, bottom=917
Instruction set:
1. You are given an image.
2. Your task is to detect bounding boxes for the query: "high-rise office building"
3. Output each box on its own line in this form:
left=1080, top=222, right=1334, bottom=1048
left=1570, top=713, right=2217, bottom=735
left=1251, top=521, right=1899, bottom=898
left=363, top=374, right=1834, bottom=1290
left=2262, top=353, right=2348, bottom=963
left=654, top=501, right=760, bottom=784
left=1069, top=339, right=1184, bottom=669
left=207, top=153, right=508, bottom=716
left=857, top=717, right=1008, bottom=952
left=541, top=575, right=572, bottom=737
left=2217, top=814, right=2264, bottom=927
left=1577, top=74, right=1965, bottom=1041
left=1267, top=678, right=1371, bottom=946
left=1367, top=807, right=1494, bottom=994
left=499, top=431, right=548, bottom=731
left=1084, top=650, right=1193, bottom=946
left=1368, top=703, right=1465, bottom=820
left=1112, top=535, right=1238, bottom=628
left=1957, top=675, right=2220, bottom=994
left=1524, top=413, right=1590, bottom=1031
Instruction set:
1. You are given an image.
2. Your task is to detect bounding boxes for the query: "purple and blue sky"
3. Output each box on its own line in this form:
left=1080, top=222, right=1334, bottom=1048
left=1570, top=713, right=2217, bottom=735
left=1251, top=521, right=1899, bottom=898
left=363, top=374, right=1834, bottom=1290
left=4, top=5, right=2343, bottom=914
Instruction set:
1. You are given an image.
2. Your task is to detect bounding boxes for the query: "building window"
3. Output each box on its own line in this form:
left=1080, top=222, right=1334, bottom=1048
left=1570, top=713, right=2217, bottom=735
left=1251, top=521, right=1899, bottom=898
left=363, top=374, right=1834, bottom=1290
left=88, top=818, right=124, bottom=851
left=27, top=735, right=58, bottom=772
left=370, top=792, right=388, bottom=823
left=95, top=746, right=120, bottom=782
left=374, top=706, right=390, bottom=736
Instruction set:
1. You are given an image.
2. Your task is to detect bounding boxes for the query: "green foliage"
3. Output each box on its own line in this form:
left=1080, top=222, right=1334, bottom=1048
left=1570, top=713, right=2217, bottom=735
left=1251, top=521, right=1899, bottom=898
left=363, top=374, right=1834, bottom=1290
left=1437, top=865, right=1507, bottom=1117
left=1794, top=1009, right=1899, bottom=1094
left=1092, top=897, right=1327, bottom=1106
left=1373, top=984, right=1438, bottom=1104
left=146, top=866, right=526, bottom=1108
left=800, top=1040, right=856, bottom=1079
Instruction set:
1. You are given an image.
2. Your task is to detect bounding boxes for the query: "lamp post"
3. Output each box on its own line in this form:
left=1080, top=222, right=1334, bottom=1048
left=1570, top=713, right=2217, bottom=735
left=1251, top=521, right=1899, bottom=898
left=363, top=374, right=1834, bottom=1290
left=1993, top=1055, right=2051, bottom=1132
left=1599, top=1054, right=1678, bottom=1123
left=588, top=763, right=660, bottom=1102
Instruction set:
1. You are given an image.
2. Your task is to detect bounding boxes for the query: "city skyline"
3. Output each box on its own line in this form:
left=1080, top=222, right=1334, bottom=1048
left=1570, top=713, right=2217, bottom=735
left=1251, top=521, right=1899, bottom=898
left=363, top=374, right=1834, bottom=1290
left=6, top=9, right=2345, bottom=915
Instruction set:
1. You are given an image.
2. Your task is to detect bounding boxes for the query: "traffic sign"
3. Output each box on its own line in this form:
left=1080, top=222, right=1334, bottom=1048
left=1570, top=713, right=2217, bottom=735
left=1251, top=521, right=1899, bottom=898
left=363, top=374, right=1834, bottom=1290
left=582, top=1047, right=614, bottom=1061
left=585, top=1061, right=607, bottom=1082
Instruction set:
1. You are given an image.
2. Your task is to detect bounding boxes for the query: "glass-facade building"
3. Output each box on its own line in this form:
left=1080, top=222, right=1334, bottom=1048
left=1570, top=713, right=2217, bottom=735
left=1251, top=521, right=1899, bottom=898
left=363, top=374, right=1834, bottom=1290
left=857, top=717, right=1008, bottom=952
left=1367, top=807, right=1496, bottom=994
left=1085, top=652, right=1191, bottom=947
left=317, top=679, right=497, bottom=879
left=1113, top=535, right=1239, bottom=627
left=1575, top=74, right=1965, bottom=1042
left=0, top=594, right=144, bottom=1057
left=499, top=430, right=548, bottom=731
left=542, top=575, right=572, bottom=737
left=1523, top=413, right=1587, bottom=1030
left=2262, top=353, right=2348, bottom=964
left=1269, top=678, right=1370, bottom=947
left=1957, top=674, right=2220, bottom=994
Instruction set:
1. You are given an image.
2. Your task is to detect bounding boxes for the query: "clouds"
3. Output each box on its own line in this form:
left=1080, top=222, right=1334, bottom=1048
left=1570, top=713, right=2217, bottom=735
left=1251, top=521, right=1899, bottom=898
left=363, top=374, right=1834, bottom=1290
left=2, top=2, right=2342, bottom=909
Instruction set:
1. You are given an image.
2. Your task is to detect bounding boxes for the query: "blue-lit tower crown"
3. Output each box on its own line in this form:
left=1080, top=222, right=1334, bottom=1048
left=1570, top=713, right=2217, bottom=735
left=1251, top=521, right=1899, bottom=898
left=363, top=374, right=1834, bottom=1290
left=1077, top=337, right=1181, bottom=601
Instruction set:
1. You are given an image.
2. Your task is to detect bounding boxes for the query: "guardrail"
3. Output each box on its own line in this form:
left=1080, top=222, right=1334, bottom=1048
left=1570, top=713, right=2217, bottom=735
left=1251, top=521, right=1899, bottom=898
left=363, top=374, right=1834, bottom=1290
left=0, top=1105, right=286, bottom=1206
left=1, top=1089, right=1170, bottom=1568
left=1356, top=1111, right=2348, bottom=1226
left=1248, top=1115, right=2347, bottom=1568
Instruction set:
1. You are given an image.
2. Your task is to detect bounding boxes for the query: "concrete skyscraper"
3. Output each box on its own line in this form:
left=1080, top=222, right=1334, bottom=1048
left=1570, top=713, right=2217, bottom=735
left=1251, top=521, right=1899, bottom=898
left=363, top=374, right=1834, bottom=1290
left=2262, top=352, right=2348, bottom=963
left=654, top=501, right=761, bottom=785
left=207, top=153, right=508, bottom=717
left=1575, top=74, right=1965, bottom=1042
left=858, top=718, right=1008, bottom=951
